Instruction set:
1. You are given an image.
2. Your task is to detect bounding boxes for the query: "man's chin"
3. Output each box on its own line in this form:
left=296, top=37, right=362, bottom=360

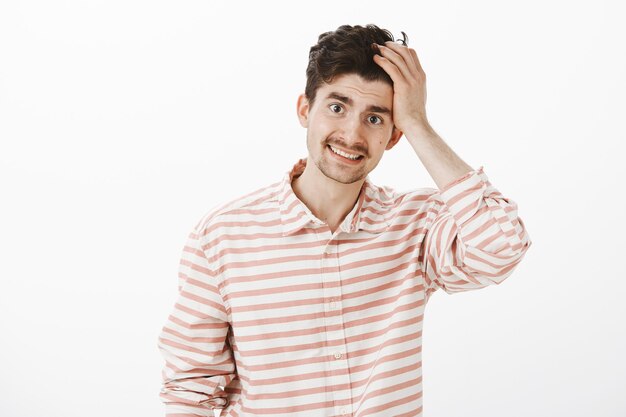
left=321, top=166, right=366, bottom=185
left=310, top=154, right=367, bottom=184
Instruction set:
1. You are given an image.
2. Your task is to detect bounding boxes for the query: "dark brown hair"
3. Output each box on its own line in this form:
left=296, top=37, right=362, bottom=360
left=305, top=24, right=408, bottom=105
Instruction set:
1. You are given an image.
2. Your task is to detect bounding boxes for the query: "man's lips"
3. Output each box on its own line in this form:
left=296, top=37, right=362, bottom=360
left=327, top=144, right=365, bottom=163
left=327, top=143, right=366, bottom=158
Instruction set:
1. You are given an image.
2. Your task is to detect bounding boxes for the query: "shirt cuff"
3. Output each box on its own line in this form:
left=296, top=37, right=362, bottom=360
left=437, top=165, right=489, bottom=226
left=164, top=396, right=230, bottom=416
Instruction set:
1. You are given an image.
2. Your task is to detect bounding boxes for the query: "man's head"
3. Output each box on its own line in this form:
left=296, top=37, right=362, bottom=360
left=304, top=24, right=407, bottom=107
left=297, top=24, right=408, bottom=185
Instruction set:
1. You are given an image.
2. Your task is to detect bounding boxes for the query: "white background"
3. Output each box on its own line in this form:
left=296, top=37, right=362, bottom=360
left=1, top=1, right=625, bottom=416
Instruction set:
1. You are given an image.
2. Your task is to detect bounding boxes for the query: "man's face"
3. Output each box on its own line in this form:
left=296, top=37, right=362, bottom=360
left=297, top=73, right=403, bottom=185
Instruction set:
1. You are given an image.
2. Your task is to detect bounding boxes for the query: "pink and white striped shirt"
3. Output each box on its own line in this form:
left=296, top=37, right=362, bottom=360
left=158, top=157, right=532, bottom=417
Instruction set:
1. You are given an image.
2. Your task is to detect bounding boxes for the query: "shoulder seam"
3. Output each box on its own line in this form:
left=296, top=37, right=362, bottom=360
left=195, top=180, right=282, bottom=230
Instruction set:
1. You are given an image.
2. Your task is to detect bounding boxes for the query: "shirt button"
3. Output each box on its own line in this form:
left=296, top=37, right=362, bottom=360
left=341, top=408, right=349, bottom=415
left=324, top=246, right=333, bottom=255
left=330, top=301, right=337, bottom=309
left=334, top=351, right=343, bottom=359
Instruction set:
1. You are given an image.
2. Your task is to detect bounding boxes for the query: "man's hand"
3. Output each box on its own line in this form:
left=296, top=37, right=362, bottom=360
left=372, top=41, right=432, bottom=138
left=373, top=40, right=474, bottom=189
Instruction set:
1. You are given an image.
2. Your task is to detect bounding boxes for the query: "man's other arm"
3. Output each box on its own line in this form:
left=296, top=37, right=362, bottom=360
left=157, top=224, right=237, bottom=416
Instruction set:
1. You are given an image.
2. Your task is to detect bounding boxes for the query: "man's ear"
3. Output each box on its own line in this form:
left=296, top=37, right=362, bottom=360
left=386, top=127, right=404, bottom=150
left=296, top=93, right=310, bottom=128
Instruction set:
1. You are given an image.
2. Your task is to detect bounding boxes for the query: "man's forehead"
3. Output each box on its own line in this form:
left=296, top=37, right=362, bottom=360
left=318, top=74, right=392, bottom=104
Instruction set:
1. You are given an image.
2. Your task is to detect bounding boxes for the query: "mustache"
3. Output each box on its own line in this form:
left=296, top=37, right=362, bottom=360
left=326, top=139, right=368, bottom=156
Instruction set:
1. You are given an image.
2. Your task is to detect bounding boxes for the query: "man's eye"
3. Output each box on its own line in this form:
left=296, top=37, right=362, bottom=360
left=329, top=104, right=343, bottom=113
left=369, top=115, right=382, bottom=125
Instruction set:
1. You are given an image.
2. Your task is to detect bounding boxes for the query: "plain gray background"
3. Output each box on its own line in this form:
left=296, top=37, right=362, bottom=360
left=1, top=1, right=625, bottom=416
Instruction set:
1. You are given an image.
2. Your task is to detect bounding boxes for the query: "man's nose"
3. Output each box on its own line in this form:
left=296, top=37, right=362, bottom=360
left=340, top=114, right=365, bottom=143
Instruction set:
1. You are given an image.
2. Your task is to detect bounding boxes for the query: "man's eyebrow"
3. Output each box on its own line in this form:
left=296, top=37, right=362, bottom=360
left=325, top=92, right=391, bottom=115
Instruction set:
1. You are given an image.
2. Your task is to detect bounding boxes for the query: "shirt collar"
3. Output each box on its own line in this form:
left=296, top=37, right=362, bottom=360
left=278, top=157, right=391, bottom=236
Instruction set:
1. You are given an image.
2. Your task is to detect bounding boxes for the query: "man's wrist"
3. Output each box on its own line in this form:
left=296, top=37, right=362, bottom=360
left=403, top=120, right=438, bottom=144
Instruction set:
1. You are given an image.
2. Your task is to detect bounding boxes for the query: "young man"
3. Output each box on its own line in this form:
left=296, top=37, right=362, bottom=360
left=158, top=24, right=532, bottom=417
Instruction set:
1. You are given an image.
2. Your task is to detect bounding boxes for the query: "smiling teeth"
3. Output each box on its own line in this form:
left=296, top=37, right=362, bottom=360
left=330, top=145, right=360, bottom=160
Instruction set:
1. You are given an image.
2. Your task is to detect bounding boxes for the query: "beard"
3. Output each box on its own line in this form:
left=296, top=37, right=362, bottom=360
left=312, top=141, right=369, bottom=185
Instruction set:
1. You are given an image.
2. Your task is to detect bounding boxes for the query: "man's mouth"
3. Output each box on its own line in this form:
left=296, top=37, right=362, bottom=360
left=327, top=144, right=364, bottom=161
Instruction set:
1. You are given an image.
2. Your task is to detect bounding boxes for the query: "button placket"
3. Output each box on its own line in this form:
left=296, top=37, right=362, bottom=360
left=321, top=247, right=343, bottom=331
left=319, top=238, right=352, bottom=417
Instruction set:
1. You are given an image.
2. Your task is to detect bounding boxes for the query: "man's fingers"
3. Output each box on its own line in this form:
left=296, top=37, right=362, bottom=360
left=382, top=41, right=422, bottom=80
left=375, top=44, right=412, bottom=83
left=373, top=54, right=404, bottom=84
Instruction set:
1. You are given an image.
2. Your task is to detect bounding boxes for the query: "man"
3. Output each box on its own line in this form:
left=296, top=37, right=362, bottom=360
left=158, top=24, right=532, bottom=417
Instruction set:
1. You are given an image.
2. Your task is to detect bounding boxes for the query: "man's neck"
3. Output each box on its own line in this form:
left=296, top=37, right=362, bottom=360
left=291, top=159, right=364, bottom=234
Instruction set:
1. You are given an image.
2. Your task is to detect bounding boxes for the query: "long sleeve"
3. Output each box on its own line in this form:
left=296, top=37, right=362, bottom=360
left=421, top=165, right=532, bottom=300
left=157, top=224, right=237, bottom=416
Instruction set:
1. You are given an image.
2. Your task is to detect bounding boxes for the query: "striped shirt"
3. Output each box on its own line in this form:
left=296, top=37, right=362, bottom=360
left=158, top=157, right=532, bottom=417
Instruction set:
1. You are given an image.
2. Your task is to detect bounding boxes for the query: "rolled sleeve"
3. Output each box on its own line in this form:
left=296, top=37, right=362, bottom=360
left=422, top=166, right=532, bottom=297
